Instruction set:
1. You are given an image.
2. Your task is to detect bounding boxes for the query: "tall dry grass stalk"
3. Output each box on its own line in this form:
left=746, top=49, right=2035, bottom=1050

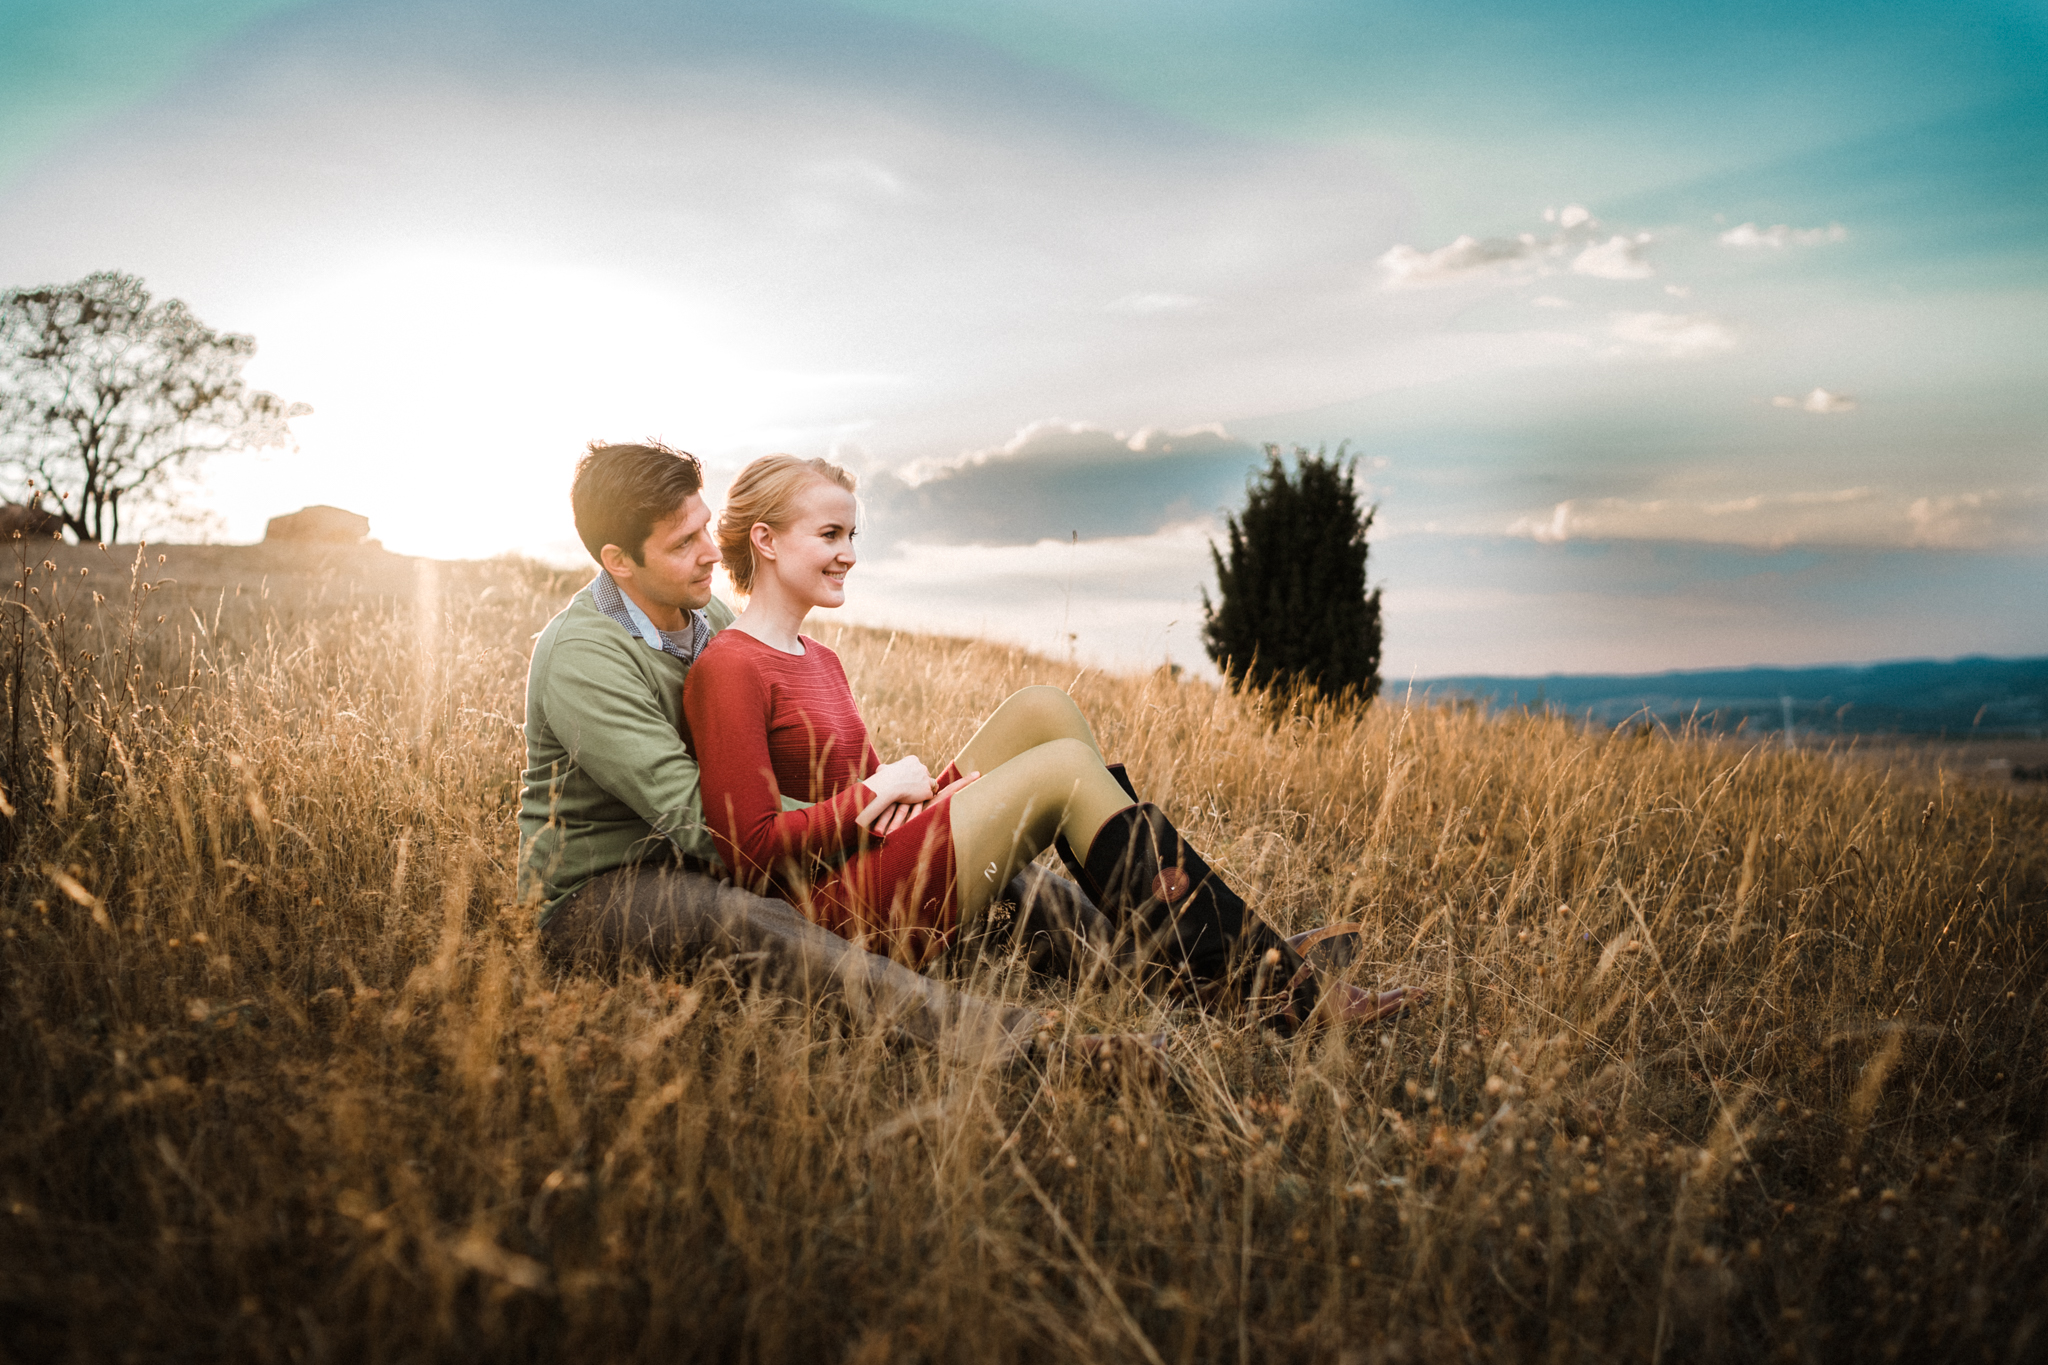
left=1, top=541, right=2042, bottom=1363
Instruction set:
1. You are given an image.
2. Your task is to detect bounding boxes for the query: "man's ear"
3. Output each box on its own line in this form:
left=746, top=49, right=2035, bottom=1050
left=749, top=522, right=777, bottom=563
left=599, top=543, right=635, bottom=578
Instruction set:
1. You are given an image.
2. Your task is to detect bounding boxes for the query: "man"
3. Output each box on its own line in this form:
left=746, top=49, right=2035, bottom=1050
left=518, top=440, right=1105, bottom=1062
left=518, top=440, right=731, bottom=906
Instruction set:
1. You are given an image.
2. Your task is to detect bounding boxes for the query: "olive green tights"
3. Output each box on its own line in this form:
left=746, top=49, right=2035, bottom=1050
left=944, top=686, right=1136, bottom=923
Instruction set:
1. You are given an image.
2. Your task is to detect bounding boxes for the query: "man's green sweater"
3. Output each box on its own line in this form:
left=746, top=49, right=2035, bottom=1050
left=517, top=587, right=737, bottom=922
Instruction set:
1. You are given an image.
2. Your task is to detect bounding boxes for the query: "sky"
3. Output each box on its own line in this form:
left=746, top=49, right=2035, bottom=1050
left=1, top=0, right=2043, bottom=677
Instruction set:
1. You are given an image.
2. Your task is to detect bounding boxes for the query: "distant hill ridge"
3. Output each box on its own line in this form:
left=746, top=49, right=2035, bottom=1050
left=1418, top=655, right=2048, bottom=737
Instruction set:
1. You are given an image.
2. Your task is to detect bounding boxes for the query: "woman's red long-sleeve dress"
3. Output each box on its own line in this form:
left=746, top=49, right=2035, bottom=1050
left=682, top=629, right=962, bottom=965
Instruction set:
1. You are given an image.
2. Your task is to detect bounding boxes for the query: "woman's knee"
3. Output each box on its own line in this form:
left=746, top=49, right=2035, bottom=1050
left=998, top=684, right=1089, bottom=743
left=975, top=737, right=1102, bottom=802
left=1023, top=736, right=1104, bottom=783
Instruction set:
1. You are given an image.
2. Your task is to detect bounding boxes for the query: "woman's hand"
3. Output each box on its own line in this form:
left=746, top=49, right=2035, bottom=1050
left=856, top=756, right=934, bottom=830
left=863, top=768, right=979, bottom=835
left=933, top=770, right=980, bottom=803
left=873, top=799, right=923, bottom=836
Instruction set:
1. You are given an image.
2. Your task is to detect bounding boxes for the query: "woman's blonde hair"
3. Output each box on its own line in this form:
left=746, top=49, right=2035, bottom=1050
left=716, top=454, right=857, bottom=595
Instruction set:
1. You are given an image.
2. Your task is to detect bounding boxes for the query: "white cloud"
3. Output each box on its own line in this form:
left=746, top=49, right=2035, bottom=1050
left=1531, top=295, right=1570, bottom=308
left=1610, top=310, right=1737, bottom=357
left=1664, top=284, right=1691, bottom=298
left=1718, top=222, right=1847, bottom=249
left=838, top=521, right=1224, bottom=674
left=1511, top=499, right=1590, bottom=543
left=1378, top=232, right=1547, bottom=286
left=1905, top=489, right=2048, bottom=548
left=1702, top=487, right=1875, bottom=515
left=1571, top=233, right=1654, bottom=280
left=1105, top=291, right=1205, bottom=314
left=1507, top=485, right=2045, bottom=550
left=1380, top=205, right=1656, bottom=288
left=1772, top=387, right=1856, bottom=413
left=863, top=420, right=1265, bottom=547
left=895, top=418, right=1237, bottom=486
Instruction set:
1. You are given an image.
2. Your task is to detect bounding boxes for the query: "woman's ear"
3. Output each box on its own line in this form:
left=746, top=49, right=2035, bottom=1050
left=749, top=521, right=777, bottom=563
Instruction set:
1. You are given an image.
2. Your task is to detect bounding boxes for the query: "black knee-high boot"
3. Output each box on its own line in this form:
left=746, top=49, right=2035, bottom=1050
left=1079, top=804, right=1319, bottom=1030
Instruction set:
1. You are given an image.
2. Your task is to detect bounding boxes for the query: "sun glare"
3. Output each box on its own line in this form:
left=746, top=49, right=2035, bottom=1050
left=224, top=248, right=875, bottom=561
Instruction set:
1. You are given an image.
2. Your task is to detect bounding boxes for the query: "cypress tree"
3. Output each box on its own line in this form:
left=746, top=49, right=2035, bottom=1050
left=1201, top=444, right=1383, bottom=704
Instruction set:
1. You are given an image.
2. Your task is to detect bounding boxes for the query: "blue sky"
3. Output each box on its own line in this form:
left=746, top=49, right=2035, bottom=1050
left=1, top=0, right=2042, bottom=674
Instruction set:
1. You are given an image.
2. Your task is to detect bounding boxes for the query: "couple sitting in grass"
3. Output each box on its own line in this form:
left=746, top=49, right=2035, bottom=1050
left=518, top=440, right=1424, bottom=1063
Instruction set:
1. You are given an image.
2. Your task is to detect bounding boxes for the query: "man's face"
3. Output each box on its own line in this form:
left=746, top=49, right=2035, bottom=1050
left=605, top=492, right=719, bottom=614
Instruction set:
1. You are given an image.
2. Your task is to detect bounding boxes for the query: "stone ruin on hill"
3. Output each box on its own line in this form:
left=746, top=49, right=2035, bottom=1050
left=264, top=505, right=377, bottom=547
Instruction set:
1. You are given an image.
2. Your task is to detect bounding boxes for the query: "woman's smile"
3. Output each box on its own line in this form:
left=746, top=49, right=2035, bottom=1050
left=768, top=479, right=859, bottom=612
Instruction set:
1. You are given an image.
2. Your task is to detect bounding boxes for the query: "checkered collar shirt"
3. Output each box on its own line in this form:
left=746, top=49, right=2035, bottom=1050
left=590, top=571, right=711, bottom=664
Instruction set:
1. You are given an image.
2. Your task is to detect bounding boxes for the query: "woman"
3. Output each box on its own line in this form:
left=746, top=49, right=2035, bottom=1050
left=683, top=454, right=1424, bottom=1031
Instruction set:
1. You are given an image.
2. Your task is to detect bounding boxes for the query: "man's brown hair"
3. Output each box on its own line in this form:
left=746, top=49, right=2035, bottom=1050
left=571, top=439, right=705, bottom=565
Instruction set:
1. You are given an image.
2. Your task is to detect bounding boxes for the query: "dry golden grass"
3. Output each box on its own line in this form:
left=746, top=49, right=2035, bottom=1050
left=1, top=541, right=2043, bottom=1364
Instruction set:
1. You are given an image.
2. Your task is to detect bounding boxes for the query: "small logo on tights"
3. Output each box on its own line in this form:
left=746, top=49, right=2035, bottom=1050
left=1152, top=867, right=1191, bottom=902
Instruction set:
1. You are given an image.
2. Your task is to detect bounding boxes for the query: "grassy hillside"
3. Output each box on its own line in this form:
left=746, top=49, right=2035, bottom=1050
left=1, top=542, right=2043, bottom=1363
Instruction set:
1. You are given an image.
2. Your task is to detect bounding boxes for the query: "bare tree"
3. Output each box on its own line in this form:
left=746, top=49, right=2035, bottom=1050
left=0, top=270, right=307, bottom=544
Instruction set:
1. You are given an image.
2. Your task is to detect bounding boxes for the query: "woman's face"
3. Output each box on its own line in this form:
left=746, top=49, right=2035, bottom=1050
left=758, top=478, right=858, bottom=611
